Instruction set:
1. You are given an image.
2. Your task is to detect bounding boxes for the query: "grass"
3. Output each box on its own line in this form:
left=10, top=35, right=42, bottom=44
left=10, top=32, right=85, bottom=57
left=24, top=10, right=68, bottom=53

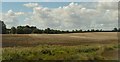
left=2, top=44, right=119, bottom=60
left=2, top=32, right=118, bottom=47
left=2, top=32, right=119, bottom=61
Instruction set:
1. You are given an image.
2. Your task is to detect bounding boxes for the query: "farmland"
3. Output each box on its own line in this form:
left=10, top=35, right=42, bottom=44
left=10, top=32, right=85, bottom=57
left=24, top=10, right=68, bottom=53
left=2, top=32, right=120, bottom=60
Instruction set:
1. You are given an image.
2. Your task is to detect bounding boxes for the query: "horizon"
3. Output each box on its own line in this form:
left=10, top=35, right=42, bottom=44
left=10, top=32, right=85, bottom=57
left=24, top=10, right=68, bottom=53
left=2, top=22, right=119, bottom=31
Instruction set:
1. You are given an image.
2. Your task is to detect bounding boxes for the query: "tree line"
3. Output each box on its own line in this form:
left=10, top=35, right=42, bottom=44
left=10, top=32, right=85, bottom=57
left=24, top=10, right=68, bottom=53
left=1, top=21, right=120, bottom=34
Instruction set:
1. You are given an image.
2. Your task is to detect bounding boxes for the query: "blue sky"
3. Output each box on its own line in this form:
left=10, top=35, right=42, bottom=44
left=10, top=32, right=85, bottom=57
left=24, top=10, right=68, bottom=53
left=2, top=2, right=70, bottom=12
left=2, top=2, right=33, bottom=12
left=2, top=2, right=97, bottom=12
left=2, top=0, right=99, bottom=2
left=1, top=2, right=118, bottom=30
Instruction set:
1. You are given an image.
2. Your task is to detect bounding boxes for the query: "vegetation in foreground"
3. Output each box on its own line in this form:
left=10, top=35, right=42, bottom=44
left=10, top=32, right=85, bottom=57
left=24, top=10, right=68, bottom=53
left=2, top=32, right=119, bottom=61
left=2, top=44, right=119, bottom=60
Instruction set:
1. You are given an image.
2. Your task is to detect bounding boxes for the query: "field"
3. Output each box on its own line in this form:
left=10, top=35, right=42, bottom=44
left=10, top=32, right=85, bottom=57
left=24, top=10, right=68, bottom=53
left=2, top=32, right=120, bottom=61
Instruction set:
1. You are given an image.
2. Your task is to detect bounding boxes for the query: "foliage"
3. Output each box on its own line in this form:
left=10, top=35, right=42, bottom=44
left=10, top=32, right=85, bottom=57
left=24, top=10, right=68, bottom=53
left=0, top=21, right=120, bottom=34
left=11, top=27, right=16, bottom=34
left=0, top=20, right=6, bottom=34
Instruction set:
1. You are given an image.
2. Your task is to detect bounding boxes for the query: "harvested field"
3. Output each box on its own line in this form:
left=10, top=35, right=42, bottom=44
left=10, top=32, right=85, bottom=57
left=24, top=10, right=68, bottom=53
left=2, top=32, right=118, bottom=47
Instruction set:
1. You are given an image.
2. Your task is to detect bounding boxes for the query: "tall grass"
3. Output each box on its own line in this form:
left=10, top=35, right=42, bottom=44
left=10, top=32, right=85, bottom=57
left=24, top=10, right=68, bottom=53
left=2, top=44, right=119, bottom=60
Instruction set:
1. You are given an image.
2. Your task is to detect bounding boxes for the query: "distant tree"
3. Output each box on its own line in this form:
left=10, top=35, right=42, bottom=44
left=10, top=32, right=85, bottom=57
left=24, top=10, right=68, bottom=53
left=45, top=28, right=51, bottom=34
left=79, top=29, right=82, bottom=32
left=17, top=26, right=24, bottom=34
left=87, top=30, right=90, bottom=32
left=39, top=30, right=43, bottom=34
left=0, top=21, right=2, bottom=34
left=100, top=29, right=102, bottom=32
left=49, top=29, right=54, bottom=34
left=23, top=26, right=32, bottom=34
left=91, top=29, right=95, bottom=32
left=25, top=25, right=30, bottom=28
left=96, top=29, right=99, bottom=32
left=0, top=21, right=6, bottom=34
left=32, top=29, right=40, bottom=34
left=6, top=29, right=11, bottom=34
left=113, top=28, right=118, bottom=32
left=61, top=31, right=65, bottom=33
left=118, top=28, right=120, bottom=32
left=4, top=21, right=120, bottom=34
left=72, top=30, right=75, bottom=33
left=11, top=27, right=16, bottom=34
left=30, top=26, right=37, bottom=31
left=75, top=30, right=78, bottom=33
left=66, top=30, right=69, bottom=33
left=57, top=30, right=61, bottom=34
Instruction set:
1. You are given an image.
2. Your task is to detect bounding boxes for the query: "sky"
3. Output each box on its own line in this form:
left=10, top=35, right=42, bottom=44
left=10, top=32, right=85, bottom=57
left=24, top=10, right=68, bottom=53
left=1, top=1, right=118, bottom=30
left=1, top=0, right=119, bottom=2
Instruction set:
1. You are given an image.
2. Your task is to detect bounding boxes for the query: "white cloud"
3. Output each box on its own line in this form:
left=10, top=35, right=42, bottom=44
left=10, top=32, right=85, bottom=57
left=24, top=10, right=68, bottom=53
left=15, top=12, right=25, bottom=16
left=98, top=0, right=119, bottom=2
left=97, top=2, right=118, bottom=11
left=2, top=10, right=25, bottom=28
left=23, top=2, right=118, bottom=30
left=23, top=3, right=39, bottom=8
left=2, top=2, right=118, bottom=30
left=0, top=13, right=2, bottom=20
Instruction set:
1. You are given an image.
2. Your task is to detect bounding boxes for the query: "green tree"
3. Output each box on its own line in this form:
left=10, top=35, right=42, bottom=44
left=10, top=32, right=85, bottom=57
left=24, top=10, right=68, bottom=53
left=11, top=27, right=16, bottom=34
left=32, top=29, right=40, bottom=34
left=118, top=28, right=120, bottom=32
left=45, top=28, right=51, bottom=34
left=91, top=29, right=95, bottom=32
left=75, top=30, right=78, bottom=33
left=100, top=29, right=102, bottom=32
left=23, top=26, right=32, bottom=34
left=17, top=26, right=24, bottom=34
left=87, top=30, right=90, bottom=32
left=96, top=29, right=99, bottom=32
left=0, top=21, right=6, bottom=34
left=113, top=28, right=118, bottom=32
left=79, top=29, right=82, bottom=32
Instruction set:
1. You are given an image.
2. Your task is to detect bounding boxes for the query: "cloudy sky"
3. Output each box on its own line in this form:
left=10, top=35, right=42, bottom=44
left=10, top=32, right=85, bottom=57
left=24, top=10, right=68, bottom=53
left=1, top=1, right=118, bottom=30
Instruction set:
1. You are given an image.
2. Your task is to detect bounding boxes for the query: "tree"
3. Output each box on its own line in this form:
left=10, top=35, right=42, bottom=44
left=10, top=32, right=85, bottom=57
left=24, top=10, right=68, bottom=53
left=72, top=30, right=75, bottom=33
left=17, top=26, right=24, bottom=34
left=75, top=30, right=78, bottom=33
left=87, top=30, right=90, bottom=32
left=96, top=29, right=99, bottom=32
left=32, top=29, right=40, bottom=34
left=113, top=28, right=118, bottom=32
left=45, top=28, right=51, bottom=34
left=49, top=29, right=55, bottom=34
left=11, top=27, right=16, bottom=34
left=118, top=28, right=120, bottom=32
left=23, top=27, right=32, bottom=34
left=66, top=30, right=69, bottom=33
left=79, top=29, right=82, bottom=32
left=100, top=29, right=102, bottom=32
left=91, top=29, right=95, bottom=32
left=0, top=21, right=6, bottom=34
left=30, top=26, right=37, bottom=31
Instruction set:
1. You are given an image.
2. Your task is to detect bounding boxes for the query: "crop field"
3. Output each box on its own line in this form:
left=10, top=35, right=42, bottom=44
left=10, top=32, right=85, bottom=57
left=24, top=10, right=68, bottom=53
left=2, top=32, right=120, bottom=61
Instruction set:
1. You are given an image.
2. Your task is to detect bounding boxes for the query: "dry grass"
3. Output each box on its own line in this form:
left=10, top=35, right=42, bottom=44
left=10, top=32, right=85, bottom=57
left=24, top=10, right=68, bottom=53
left=2, top=32, right=118, bottom=47
left=2, top=32, right=119, bottom=60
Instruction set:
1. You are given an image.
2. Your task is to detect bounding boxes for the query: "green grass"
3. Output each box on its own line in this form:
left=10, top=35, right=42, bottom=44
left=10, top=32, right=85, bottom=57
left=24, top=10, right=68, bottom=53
left=2, top=44, right=119, bottom=60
